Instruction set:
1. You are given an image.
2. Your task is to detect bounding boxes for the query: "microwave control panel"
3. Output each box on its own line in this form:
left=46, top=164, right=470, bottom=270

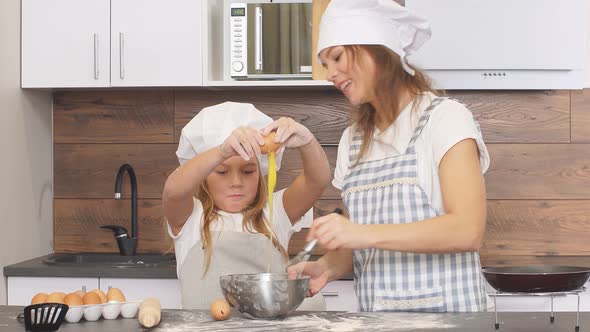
left=230, top=3, right=247, bottom=78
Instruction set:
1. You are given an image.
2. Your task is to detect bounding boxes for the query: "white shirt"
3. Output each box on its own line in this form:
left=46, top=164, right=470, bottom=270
left=167, top=189, right=312, bottom=276
left=333, top=93, right=490, bottom=216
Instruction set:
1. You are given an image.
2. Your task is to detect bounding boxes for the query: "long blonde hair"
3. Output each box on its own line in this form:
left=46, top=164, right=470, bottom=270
left=344, top=45, right=441, bottom=163
left=198, top=167, right=288, bottom=276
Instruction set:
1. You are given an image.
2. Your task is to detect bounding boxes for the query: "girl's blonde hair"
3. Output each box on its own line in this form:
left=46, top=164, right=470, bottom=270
left=344, top=45, right=441, bottom=163
left=198, top=166, right=288, bottom=276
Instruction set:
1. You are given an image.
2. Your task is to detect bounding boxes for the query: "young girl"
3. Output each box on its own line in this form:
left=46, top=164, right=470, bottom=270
left=163, top=101, right=331, bottom=310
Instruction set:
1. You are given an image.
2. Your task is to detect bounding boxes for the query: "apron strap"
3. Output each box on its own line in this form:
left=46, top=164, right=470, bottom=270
left=404, top=97, right=448, bottom=153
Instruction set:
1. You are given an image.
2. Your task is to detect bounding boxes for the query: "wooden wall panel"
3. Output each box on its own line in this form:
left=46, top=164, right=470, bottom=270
left=54, top=91, right=174, bottom=143
left=54, top=199, right=170, bottom=253
left=54, top=144, right=177, bottom=199
left=572, top=90, right=590, bottom=143
left=174, top=89, right=350, bottom=145
left=448, top=90, right=570, bottom=143
left=485, top=144, right=590, bottom=199
left=52, top=89, right=590, bottom=267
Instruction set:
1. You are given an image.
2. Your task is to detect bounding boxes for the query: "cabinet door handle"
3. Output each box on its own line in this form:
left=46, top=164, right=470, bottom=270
left=93, top=33, right=99, bottom=80
left=320, top=291, right=339, bottom=297
left=119, top=32, right=125, bottom=79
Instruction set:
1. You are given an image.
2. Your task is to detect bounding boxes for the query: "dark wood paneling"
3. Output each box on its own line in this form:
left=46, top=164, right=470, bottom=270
left=54, top=144, right=178, bottom=199
left=572, top=90, right=590, bottom=143
left=52, top=88, right=590, bottom=266
left=486, top=144, right=590, bottom=199
left=278, top=147, right=339, bottom=199
left=56, top=198, right=590, bottom=263
left=54, top=91, right=174, bottom=143
left=54, top=144, right=340, bottom=200
left=448, top=90, right=570, bottom=143
left=174, top=89, right=350, bottom=145
left=483, top=200, right=590, bottom=257
left=291, top=200, right=590, bottom=258
left=54, top=199, right=170, bottom=253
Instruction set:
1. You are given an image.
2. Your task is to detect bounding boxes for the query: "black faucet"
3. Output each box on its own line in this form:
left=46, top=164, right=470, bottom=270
left=101, top=163, right=138, bottom=256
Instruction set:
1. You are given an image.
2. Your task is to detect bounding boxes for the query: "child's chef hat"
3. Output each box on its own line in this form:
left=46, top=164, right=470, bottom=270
left=177, top=101, right=283, bottom=175
left=317, top=0, right=431, bottom=76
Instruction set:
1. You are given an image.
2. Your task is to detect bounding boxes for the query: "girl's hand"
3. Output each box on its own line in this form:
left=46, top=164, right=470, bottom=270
left=261, top=117, right=313, bottom=150
left=307, top=213, right=371, bottom=250
left=219, top=126, right=265, bottom=161
left=287, top=261, right=329, bottom=297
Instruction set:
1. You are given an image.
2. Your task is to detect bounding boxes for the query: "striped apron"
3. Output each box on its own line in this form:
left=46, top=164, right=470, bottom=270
left=342, top=97, right=487, bottom=312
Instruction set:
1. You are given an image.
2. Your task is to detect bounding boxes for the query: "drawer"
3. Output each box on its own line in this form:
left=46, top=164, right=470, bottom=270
left=320, top=280, right=358, bottom=312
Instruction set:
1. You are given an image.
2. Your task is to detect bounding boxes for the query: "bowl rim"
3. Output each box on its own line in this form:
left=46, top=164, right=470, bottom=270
left=219, top=272, right=310, bottom=281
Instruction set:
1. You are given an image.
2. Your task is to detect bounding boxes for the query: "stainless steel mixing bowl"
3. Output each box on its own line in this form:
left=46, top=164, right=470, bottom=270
left=219, top=273, right=309, bottom=319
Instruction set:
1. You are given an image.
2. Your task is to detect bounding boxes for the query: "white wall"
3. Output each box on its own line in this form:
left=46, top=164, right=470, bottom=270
left=0, top=0, right=53, bottom=304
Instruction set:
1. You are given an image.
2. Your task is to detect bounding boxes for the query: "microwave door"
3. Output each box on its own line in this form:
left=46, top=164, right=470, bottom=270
left=246, top=3, right=312, bottom=79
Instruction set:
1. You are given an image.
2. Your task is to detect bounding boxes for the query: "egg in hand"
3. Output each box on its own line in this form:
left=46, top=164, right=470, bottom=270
left=260, top=131, right=281, bottom=154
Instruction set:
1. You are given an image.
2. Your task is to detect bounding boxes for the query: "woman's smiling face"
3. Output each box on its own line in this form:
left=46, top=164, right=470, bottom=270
left=319, top=45, right=377, bottom=107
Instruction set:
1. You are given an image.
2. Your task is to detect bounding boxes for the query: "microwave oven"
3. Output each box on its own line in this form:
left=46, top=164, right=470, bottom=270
left=228, top=1, right=313, bottom=80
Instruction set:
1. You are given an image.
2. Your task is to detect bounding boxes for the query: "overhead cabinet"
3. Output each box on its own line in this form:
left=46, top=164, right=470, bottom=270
left=22, top=0, right=203, bottom=88
left=21, top=0, right=110, bottom=88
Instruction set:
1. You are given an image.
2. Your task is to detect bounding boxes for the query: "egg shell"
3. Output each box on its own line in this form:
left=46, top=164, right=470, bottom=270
left=106, top=288, right=126, bottom=302
left=83, top=304, right=103, bottom=321
left=46, top=292, right=66, bottom=304
left=210, top=299, right=231, bottom=321
left=82, top=292, right=102, bottom=305
left=31, top=293, right=48, bottom=305
left=260, top=132, right=280, bottom=154
left=64, top=306, right=84, bottom=323
left=90, top=289, right=108, bottom=303
left=64, top=293, right=84, bottom=307
left=74, top=290, right=85, bottom=298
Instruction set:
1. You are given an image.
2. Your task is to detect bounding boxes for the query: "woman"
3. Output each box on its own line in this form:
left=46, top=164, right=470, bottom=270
left=164, top=102, right=330, bottom=309
left=288, top=0, right=490, bottom=312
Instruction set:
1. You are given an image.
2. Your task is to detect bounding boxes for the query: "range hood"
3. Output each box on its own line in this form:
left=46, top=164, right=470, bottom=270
left=405, top=0, right=588, bottom=90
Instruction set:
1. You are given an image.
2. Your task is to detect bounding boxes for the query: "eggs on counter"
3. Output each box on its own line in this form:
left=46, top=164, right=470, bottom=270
left=210, top=299, right=231, bottom=321
left=30, top=288, right=140, bottom=323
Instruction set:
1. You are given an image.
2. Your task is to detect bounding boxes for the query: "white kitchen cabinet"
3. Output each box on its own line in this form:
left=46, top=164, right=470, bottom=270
left=22, top=0, right=202, bottom=88
left=7, top=277, right=99, bottom=306
left=110, top=0, right=203, bottom=87
left=321, top=280, right=358, bottom=312
left=21, top=0, right=110, bottom=88
left=99, top=278, right=181, bottom=309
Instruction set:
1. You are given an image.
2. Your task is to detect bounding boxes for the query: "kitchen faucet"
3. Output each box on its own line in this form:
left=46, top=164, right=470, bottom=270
left=100, top=163, right=138, bottom=256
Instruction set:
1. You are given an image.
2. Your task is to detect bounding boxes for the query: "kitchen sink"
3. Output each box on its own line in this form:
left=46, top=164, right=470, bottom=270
left=42, top=253, right=176, bottom=268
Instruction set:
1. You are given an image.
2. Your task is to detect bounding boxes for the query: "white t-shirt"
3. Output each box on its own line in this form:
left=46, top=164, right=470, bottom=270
left=333, top=92, right=490, bottom=216
left=167, top=189, right=312, bottom=276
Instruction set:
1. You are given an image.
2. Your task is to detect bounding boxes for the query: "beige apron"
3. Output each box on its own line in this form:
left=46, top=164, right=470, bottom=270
left=179, top=230, right=325, bottom=311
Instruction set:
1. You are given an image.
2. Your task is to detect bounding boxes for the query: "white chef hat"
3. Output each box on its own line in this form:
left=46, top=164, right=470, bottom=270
left=176, top=101, right=283, bottom=175
left=317, top=0, right=431, bottom=76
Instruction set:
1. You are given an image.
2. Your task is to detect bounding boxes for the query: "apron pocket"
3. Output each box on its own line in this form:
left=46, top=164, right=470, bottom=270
left=373, top=286, right=445, bottom=312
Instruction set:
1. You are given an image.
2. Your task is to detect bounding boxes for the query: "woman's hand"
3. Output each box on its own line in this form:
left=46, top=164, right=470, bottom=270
left=219, top=126, right=265, bottom=161
left=261, top=117, right=313, bottom=150
left=287, top=261, right=330, bottom=297
left=307, top=213, right=372, bottom=250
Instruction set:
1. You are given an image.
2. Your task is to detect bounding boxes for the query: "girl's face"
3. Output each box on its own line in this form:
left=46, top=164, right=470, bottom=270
left=205, top=156, right=260, bottom=213
left=319, top=46, right=377, bottom=106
